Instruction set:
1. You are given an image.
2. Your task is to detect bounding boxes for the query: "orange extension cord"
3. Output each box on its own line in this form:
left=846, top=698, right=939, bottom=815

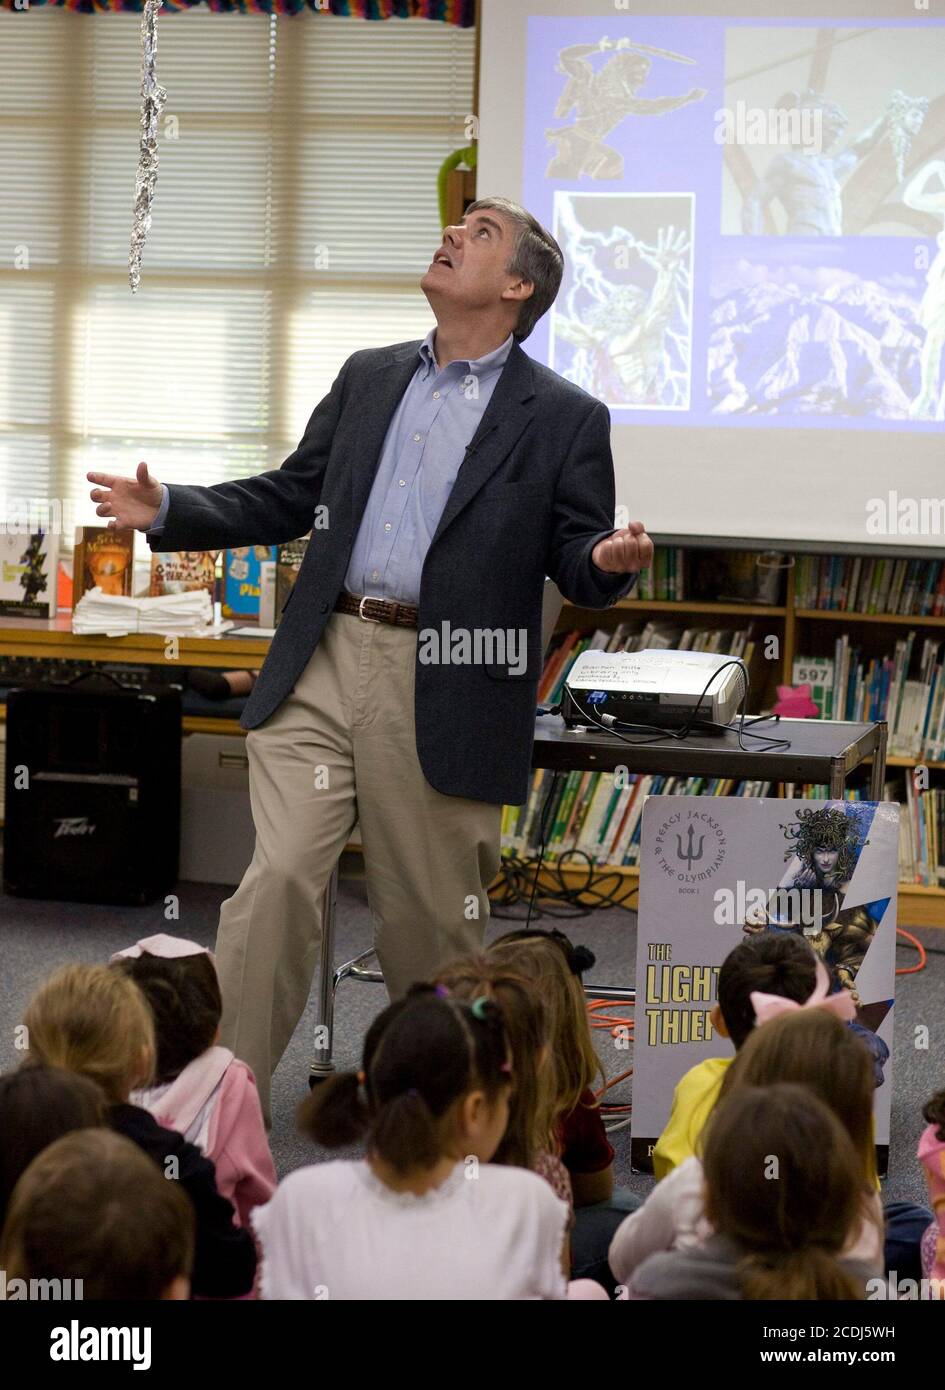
left=588, top=927, right=927, bottom=1116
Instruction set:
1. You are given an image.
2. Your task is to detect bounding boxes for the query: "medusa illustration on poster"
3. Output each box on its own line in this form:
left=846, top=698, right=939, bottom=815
left=742, top=805, right=879, bottom=1000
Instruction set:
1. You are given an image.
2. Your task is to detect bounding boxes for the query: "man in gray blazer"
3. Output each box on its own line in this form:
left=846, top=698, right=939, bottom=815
left=89, top=196, right=652, bottom=1120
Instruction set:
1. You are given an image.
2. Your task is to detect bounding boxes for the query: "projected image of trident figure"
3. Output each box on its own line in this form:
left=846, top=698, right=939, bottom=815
left=903, top=160, right=945, bottom=421
left=545, top=36, right=706, bottom=181
left=742, top=88, right=927, bottom=236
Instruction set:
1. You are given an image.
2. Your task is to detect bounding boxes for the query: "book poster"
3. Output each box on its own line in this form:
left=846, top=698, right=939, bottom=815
left=73, top=527, right=134, bottom=601
left=631, top=797, right=899, bottom=1173
left=222, top=545, right=277, bottom=619
left=0, top=530, right=59, bottom=618
left=149, top=551, right=217, bottom=598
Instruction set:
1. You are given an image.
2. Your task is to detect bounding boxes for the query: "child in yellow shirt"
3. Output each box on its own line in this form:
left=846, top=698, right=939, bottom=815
left=651, top=933, right=818, bottom=1179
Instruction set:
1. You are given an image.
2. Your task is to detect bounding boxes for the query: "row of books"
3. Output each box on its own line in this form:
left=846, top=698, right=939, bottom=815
left=794, top=633, right=945, bottom=759
left=73, top=528, right=289, bottom=620
left=626, top=548, right=686, bottom=602
left=539, top=620, right=759, bottom=708
left=903, top=778, right=945, bottom=886
left=501, top=770, right=772, bottom=866
left=795, top=553, right=945, bottom=616
left=504, top=771, right=945, bottom=888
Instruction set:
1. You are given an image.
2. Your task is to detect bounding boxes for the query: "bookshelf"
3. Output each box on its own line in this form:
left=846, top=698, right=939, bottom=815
left=536, top=548, right=945, bottom=928
left=2, top=542, right=944, bottom=926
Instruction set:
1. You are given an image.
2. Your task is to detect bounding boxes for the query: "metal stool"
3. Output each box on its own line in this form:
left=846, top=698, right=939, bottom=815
left=308, top=862, right=635, bottom=1079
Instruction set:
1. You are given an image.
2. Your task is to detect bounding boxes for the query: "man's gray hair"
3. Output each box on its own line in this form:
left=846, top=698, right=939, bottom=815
left=466, top=197, right=564, bottom=341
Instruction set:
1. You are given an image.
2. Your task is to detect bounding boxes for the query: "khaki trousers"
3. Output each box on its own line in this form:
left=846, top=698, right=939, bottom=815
left=215, top=611, right=503, bottom=1121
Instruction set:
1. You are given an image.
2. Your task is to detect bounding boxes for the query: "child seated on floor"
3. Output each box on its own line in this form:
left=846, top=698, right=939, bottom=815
left=651, top=931, right=817, bottom=1178
left=0, top=1065, right=106, bottom=1229
left=22, top=963, right=256, bottom=1299
left=487, top=928, right=641, bottom=1288
left=1, top=1129, right=194, bottom=1301
left=627, top=1083, right=876, bottom=1300
left=111, top=933, right=276, bottom=1230
left=252, top=987, right=572, bottom=1300
left=431, top=952, right=573, bottom=1221
left=918, top=1084, right=945, bottom=1295
left=610, top=999, right=884, bottom=1285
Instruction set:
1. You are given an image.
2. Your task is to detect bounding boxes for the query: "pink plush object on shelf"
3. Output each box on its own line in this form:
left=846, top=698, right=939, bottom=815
left=772, top=683, right=820, bottom=719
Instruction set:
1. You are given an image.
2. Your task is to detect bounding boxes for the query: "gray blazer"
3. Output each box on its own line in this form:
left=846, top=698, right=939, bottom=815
left=148, top=340, right=634, bottom=804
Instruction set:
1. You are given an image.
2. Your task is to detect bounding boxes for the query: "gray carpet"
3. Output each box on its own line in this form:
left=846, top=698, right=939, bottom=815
left=0, top=868, right=940, bottom=1206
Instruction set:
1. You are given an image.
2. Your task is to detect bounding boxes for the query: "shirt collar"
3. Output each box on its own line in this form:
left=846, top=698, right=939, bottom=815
left=418, top=329, right=515, bottom=377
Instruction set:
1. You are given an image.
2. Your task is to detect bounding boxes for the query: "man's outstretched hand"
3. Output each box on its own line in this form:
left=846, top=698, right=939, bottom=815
left=592, top=520, right=653, bottom=575
left=87, top=462, right=163, bottom=533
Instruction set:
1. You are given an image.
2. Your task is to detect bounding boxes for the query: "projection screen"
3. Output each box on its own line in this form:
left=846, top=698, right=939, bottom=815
left=476, top=0, right=945, bottom=554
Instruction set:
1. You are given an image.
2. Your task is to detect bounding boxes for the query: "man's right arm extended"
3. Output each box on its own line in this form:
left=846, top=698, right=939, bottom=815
left=93, top=356, right=353, bottom=552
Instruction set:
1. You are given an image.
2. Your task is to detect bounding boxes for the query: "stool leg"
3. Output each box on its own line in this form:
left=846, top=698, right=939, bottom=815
left=309, top=864, right=338, bottom=1080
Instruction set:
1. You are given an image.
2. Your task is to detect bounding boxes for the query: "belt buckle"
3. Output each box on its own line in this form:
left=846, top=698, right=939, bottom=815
left=358, top=595, right=382, bottom=623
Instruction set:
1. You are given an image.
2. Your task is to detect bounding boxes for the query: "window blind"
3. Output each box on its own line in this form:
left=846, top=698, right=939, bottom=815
left=0, top=9, right=475, bottom=530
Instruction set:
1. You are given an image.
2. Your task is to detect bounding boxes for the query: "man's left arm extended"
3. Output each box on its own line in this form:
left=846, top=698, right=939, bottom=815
left=545, top=400, right=651, bottom=608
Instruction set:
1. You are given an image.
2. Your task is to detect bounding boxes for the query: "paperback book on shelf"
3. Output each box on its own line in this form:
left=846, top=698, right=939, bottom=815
left=73, top=526, right=135, bottom=602
left=275, top=536, right=309, bottom=622
left=222, top=545, right=278, bottom=619
left=149, top=551, right=217, bottom=599
left=0, top=529, right=59, bottom=619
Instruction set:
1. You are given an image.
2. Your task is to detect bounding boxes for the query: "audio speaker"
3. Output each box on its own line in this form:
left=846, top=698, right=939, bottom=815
left=3, top=674, right=181, bottom=905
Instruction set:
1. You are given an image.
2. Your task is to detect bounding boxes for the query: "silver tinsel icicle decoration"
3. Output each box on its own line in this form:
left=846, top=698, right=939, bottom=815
left=129, top=0, right=167, bottom=294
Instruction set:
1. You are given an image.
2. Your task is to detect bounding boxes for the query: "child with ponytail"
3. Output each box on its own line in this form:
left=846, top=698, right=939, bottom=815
left=251, top=988, right=571, bottom=1300
left=431, top=952, right=573, bottom=1214
left=628, top=1083, right=876, bottom=1300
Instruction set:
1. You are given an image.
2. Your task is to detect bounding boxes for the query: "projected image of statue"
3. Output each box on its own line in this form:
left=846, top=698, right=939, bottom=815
left=902, top=161, right=945, bottom=421
left=742, top=88, right=928, bottom=237
left=545, top=36, right=707, bottom=181
left=552, top=193, right=693, bottom=409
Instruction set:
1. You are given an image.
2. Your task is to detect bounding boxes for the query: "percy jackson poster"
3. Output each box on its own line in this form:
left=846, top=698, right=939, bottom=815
left=631, top=797, right=898, bottom=1173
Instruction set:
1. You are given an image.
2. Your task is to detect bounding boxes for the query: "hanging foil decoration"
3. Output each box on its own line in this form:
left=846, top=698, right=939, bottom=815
left=129, top=0, right=167, bottom=294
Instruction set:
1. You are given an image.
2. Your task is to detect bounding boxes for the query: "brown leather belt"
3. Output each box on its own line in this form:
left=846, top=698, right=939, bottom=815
left=334, top=592, right=418, bottom=629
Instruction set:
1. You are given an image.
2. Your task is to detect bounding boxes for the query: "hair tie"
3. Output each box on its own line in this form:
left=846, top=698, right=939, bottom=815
left=569, top=944, right=596, bottom=976
left=434, top=984, right=450, bottom=998
left=357, top=1070, right=366, bottom=1086
left=470, top=996, right=490, bottom=1022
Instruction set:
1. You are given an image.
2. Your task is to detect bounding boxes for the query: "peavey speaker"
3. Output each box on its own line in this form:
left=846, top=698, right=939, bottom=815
left=4, top=672, right=181, bottom=905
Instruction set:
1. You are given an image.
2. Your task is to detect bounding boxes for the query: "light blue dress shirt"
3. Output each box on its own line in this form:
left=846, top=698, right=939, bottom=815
left=343, top=329, right=513, bottom=605
left=148, top=329, right=514, bottom=608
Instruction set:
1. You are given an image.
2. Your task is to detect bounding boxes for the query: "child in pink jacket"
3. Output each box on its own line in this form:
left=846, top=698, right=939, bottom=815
left=919, top=1086, right=945, bottom=1294
left=111, top=934, right=276, bottom=1231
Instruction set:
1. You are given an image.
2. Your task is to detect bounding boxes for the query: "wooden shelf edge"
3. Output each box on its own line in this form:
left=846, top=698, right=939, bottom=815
left=609, top=599, right=786, bottom=617
left=795, top=608, right=945, bottom=627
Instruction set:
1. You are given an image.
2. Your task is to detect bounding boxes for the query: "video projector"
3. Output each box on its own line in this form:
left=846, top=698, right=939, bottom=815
left=563, top=648, right=745, bottom=732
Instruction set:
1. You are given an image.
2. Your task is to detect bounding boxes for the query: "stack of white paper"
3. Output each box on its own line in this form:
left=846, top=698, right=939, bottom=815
left=73, top=587, right=231, bottom=638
